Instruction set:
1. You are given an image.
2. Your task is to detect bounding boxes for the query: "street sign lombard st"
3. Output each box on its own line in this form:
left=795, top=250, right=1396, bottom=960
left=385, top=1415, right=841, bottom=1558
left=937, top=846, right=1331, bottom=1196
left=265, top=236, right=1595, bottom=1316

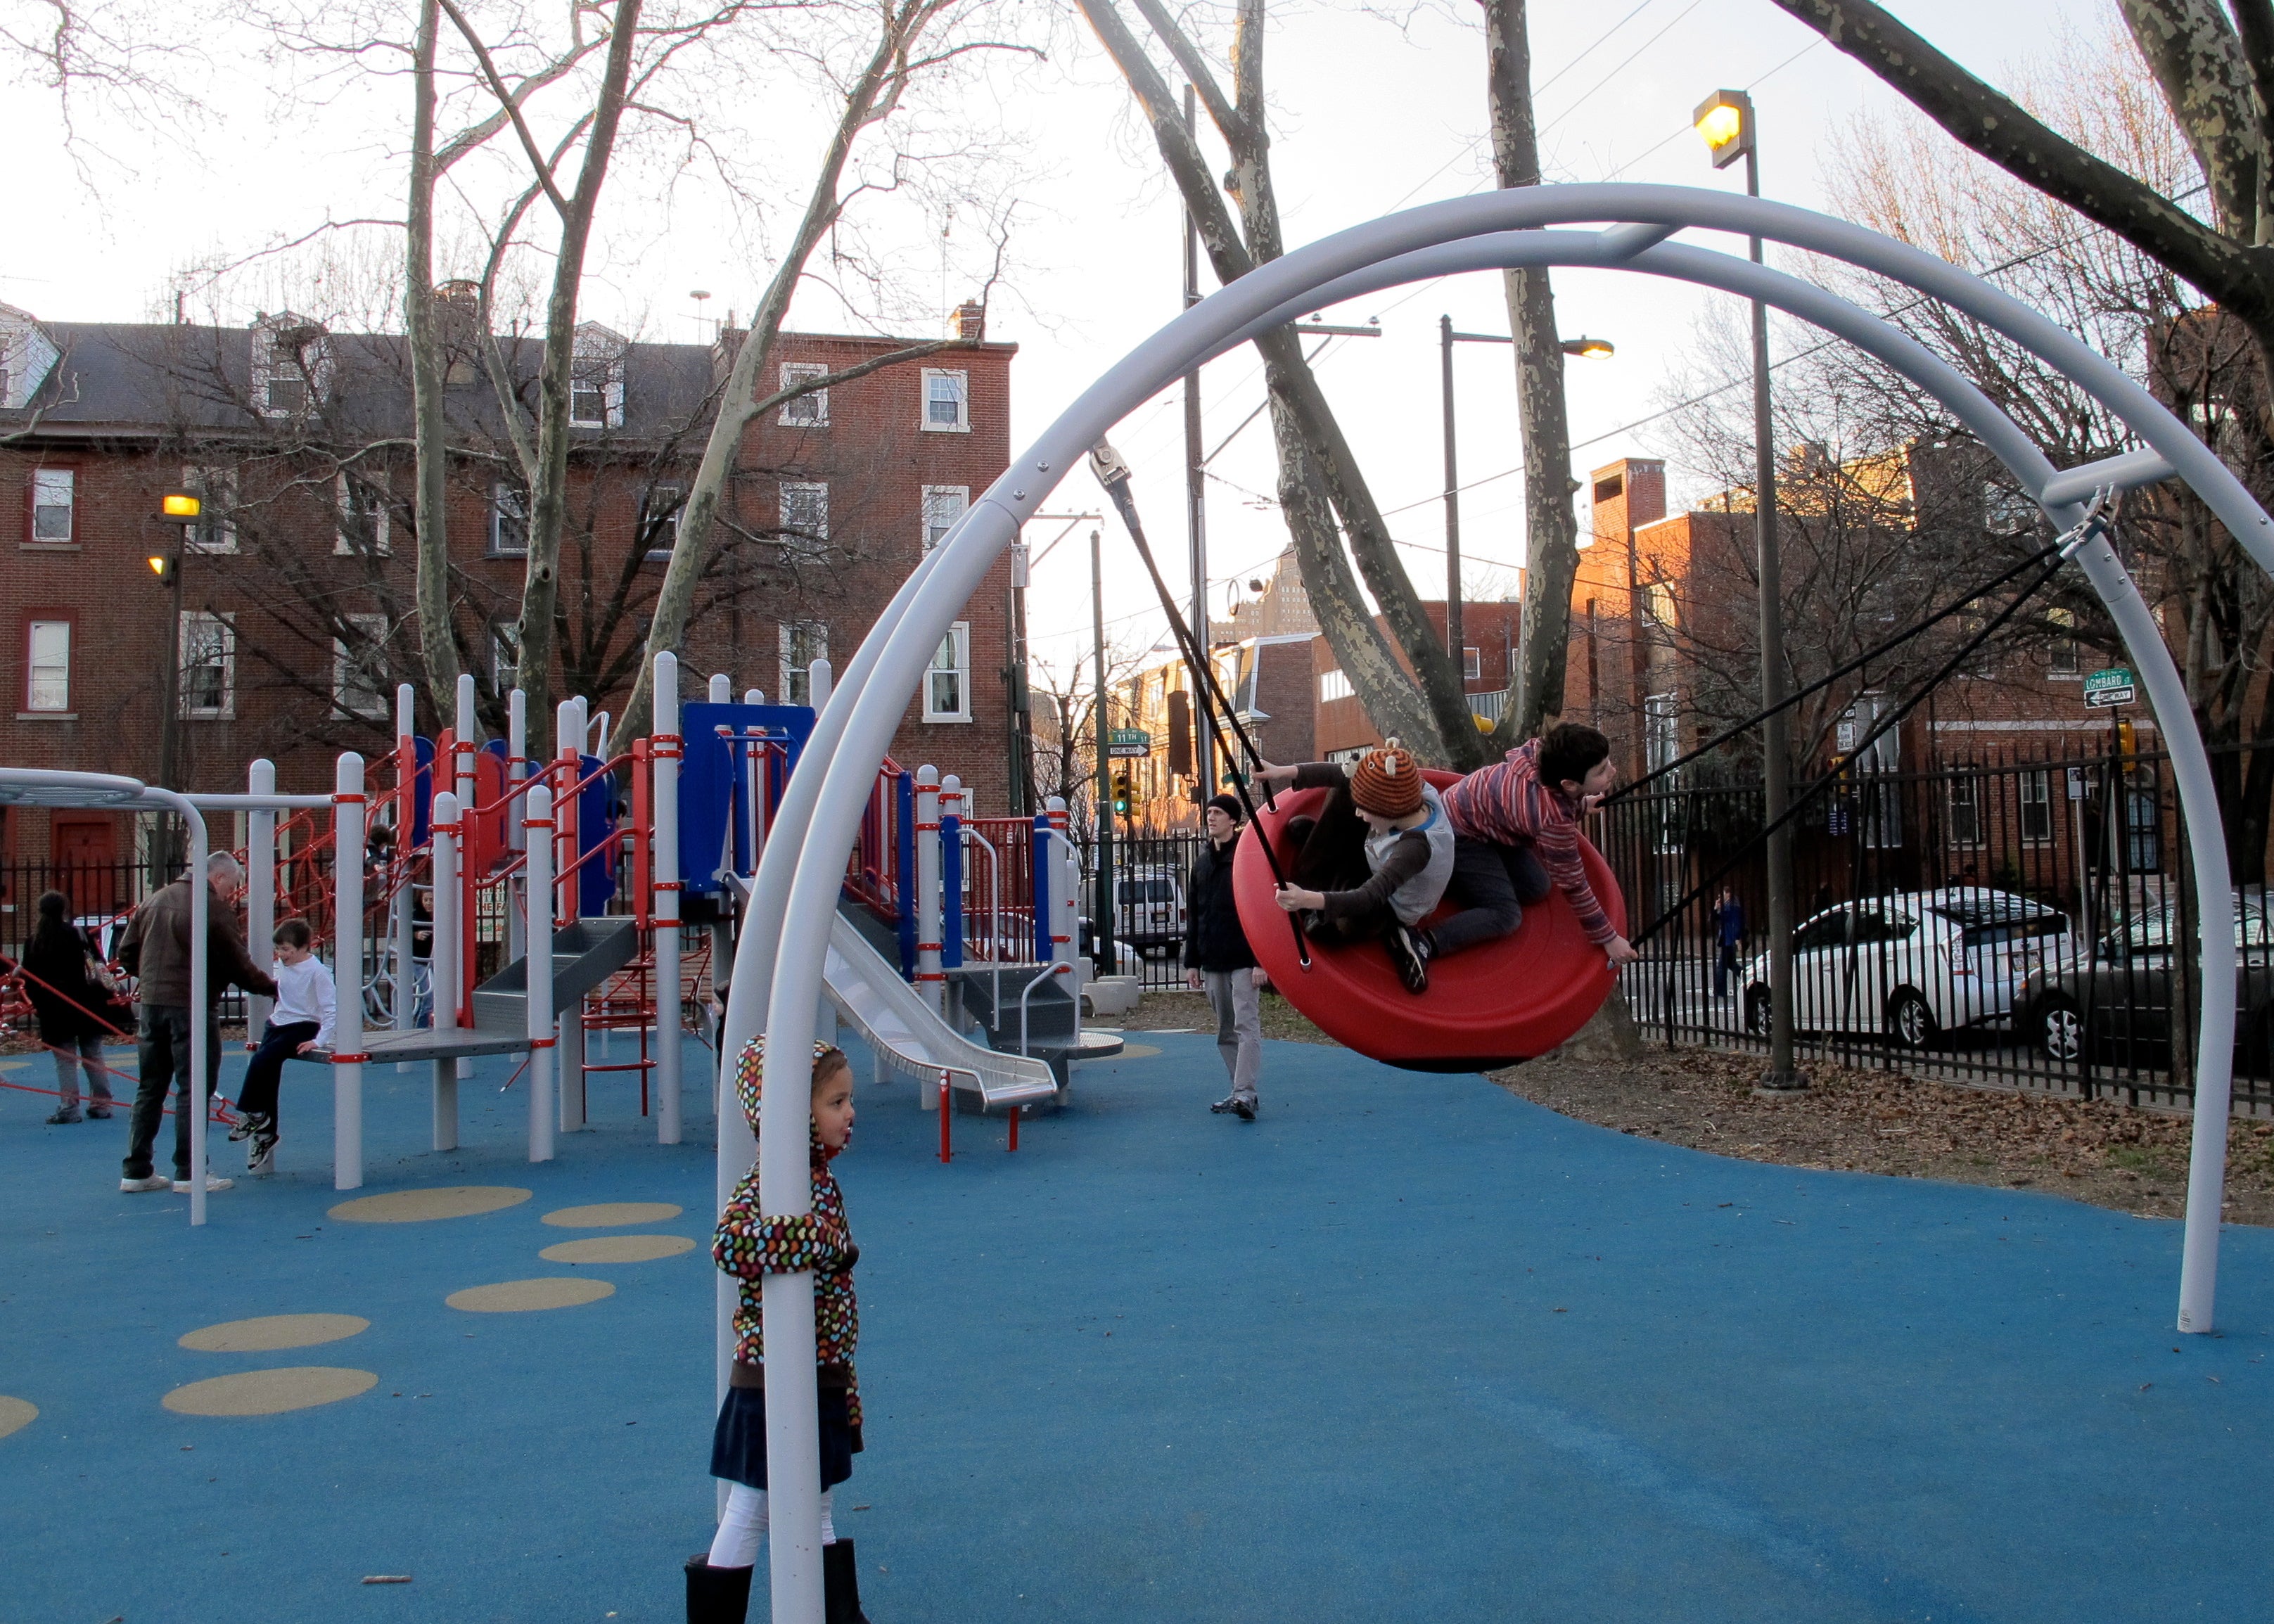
left=2084, top=667, right=2137, bottom=709
left=1107, top=727, right=1151, bottom=759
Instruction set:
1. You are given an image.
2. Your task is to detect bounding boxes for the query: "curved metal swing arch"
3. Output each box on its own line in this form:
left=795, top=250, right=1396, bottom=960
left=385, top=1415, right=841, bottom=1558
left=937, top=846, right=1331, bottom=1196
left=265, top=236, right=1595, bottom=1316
left=719, top=184, right=2265, bottom=1620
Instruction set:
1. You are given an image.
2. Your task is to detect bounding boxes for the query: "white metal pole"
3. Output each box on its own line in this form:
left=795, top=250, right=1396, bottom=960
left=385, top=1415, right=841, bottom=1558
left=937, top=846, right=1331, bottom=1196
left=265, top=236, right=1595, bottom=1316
left=741, top=688, right=763, bottom=881
left=430, top=791, right=461, bottom=1151
left=247, top=760, right=276, bottom=1040
left=810, top=657, right=832, bottom=710
left=1051, top=795, right=1081, bottom=1012
left=454, top=672, right=478, bottom=1082
left=507, top=687, right=528, bottom=963
left=332, top=753, right=366, bottom=1191
left=393, top=684, right=416, bottom=1036
left=186, top=812, right=210, bottom=1225
left=654, top=652, right=684, bottom=1145
left=708, top=672, right=732, bottom=704
left=557, top=698, right=586, bottom=1132
left=915, top=767, right=943, bottom=1012
left=525, top=784, right=556, bottom=1163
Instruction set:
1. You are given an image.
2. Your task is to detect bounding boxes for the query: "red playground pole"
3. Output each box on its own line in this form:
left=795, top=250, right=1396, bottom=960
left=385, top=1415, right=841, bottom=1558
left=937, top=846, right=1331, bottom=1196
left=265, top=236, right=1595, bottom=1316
left=938, top=1070, right=951, bottom=1163
left=1007, top=1104, right=1019, bottom=1153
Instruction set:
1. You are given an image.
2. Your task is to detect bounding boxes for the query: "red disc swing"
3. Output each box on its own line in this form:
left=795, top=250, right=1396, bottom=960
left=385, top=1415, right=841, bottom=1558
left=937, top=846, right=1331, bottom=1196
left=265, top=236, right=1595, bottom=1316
left=1230, top=769, right=1627, bottom=1073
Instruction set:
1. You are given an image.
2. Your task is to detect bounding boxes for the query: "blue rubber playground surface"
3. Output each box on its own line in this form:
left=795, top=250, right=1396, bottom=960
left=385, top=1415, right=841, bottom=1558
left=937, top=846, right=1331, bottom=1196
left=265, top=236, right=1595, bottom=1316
left=4, top=1028, right=2272, bottom=1623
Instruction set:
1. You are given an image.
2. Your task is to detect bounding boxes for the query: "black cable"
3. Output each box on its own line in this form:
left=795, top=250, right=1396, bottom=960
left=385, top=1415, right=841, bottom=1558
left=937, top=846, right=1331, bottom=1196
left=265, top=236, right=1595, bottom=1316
left=1625, top=535, right=2081, bottom=950
left=1091, top=452, right=1312, bottom=968
left=1605, top=530, right=2069, bottom=807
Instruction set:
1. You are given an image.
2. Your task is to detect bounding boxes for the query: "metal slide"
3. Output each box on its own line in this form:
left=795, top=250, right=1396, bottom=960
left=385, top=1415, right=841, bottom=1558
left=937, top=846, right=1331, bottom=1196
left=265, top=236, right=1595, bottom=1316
left=824, top=912, right=1061, bottom=1111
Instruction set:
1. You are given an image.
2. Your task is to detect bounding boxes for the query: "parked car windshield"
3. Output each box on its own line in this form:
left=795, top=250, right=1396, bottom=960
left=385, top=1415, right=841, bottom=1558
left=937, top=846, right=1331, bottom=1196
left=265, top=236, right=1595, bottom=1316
left=1927, top=897, right=2067, bottom=950
left=1120, top=878, right=1178, bottom=903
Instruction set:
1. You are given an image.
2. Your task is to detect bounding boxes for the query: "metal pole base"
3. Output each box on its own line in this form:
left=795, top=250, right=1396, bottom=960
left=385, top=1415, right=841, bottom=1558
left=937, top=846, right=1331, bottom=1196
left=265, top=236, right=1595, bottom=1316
left=1751, top=1070, right=1808, bottom=1098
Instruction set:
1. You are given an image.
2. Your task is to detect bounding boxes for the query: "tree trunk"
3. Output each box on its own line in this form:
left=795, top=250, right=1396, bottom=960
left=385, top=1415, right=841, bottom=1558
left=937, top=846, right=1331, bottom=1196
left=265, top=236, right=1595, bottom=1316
left=405, top=0, right=459, bottom=717
left=1480, top=0, right=1581, bottom=744
left=509, top=0, right=642, bottom=747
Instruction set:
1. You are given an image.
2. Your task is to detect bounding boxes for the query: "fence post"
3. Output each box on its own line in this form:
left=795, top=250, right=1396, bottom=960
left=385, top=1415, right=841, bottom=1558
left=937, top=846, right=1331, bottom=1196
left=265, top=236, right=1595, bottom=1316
left=525, top=784, right=556, bottom=1164
left=430, top=790, right=461, bottom=1151
left=914, top=767, right=944, bottom=1012
left=393, top=684, right=416, bottom=1037
left=331, top=752, right=366, bottom=1192
left=654, top=651, right=684, bottom=1145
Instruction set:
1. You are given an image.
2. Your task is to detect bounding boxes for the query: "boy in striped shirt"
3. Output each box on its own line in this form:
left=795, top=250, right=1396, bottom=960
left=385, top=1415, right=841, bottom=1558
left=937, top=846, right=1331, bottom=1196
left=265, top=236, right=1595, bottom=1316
left=1429, top=722, right=1640, bottom=970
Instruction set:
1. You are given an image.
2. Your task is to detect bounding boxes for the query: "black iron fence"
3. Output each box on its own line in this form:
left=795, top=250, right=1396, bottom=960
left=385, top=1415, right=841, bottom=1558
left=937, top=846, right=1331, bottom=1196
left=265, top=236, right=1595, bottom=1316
left=1593, top=738, right=2274, bottom=1114
left=1086, top=831, right=1208, bottom=991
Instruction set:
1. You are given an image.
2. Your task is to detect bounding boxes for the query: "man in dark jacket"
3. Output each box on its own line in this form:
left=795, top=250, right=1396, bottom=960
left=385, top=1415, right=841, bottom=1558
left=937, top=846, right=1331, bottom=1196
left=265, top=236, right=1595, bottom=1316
left=1184, top=793, right=1267, bottom=1121
left=115, top=852, right=279, bottom=1194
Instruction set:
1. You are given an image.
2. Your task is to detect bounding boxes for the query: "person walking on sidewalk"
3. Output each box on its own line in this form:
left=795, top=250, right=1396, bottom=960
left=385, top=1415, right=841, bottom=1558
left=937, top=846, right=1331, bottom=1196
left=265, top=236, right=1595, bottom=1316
left=18, top=890, right=119, bottom=1123
left=1712, top=888, right=1747, bottom=999
left=1185, top=793, right=1267, bottom=1121
left=114, top=852, right=279, bottom=1195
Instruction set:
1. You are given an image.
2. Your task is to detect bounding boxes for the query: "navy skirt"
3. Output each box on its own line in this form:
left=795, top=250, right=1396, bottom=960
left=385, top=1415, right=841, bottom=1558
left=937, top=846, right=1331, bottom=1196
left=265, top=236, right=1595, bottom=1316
left=710, top=1381, right=855, bottom=1491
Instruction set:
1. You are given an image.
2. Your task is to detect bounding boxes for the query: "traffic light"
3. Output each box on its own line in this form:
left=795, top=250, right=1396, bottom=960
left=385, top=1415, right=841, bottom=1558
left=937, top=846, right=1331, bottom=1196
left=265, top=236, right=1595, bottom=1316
left=1111, top=772, right=1132, bottom=817
left=2116, top=719, right=2137, bottom=776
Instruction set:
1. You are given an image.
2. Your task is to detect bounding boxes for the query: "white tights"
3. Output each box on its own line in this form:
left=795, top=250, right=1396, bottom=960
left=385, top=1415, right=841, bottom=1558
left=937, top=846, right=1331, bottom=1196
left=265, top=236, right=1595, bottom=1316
left=707, top=1485, right=837, bottom=1570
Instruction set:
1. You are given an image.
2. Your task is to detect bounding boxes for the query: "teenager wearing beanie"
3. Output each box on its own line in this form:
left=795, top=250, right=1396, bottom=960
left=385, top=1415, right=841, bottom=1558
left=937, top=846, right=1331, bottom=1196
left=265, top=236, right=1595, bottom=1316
left=1254, top=742, right=1453, bottom=994
left=1183, top=792, right=1268, bottom=1120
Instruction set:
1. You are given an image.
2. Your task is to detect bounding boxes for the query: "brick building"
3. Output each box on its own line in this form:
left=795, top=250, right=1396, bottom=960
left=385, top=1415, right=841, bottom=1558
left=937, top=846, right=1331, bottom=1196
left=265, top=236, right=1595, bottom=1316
left=0, top=298, right=1026, bottom=875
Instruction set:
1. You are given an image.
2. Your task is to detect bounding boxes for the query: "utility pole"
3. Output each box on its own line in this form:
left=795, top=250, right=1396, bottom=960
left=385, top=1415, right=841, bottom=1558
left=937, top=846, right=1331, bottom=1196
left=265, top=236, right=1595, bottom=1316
left=1091, top=526, right=1115, bottom=973
left=1182, top=82, right=1213, bottom=800
left=1441, top=314, right=1463, bottom=663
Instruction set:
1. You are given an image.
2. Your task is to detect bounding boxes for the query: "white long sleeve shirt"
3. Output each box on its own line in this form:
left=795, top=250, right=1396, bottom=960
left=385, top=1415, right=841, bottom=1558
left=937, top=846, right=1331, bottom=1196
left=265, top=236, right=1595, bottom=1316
left=270, top=954, right=337, bottom=1049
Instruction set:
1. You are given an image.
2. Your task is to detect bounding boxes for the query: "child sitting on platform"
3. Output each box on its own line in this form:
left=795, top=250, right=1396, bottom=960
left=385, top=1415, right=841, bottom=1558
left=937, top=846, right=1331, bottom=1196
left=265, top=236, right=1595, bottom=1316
left=687, top=1036, right=871, bottom=1624
left=1258, top=740, right=1455, bottom=995
left=229, top=918, right=334, bottom=1175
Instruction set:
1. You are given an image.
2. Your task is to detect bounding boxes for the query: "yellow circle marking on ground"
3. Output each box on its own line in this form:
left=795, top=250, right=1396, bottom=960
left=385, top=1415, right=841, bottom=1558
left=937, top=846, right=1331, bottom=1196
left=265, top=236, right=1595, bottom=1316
left=161, top=1367, right=378, bottom=1417
left=180, top=1313, right=369, bottom=1353
left=446, top=1277, right=618, bottom=1313
left=1118, top=1043, right=1163, bottom=1059
left=540, top=1201, right=682, bottom=1228
left=0, top=1395, right=37, bottom=1439
left=539, top=1234, right=696, bottom=1265
left=328, top=1186, right=532, bottom=1224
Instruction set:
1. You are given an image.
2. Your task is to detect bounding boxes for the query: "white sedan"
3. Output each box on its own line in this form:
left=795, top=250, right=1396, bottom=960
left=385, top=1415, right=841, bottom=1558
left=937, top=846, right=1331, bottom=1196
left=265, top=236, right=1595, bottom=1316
left=1743, top=888, right=2070, bottom=1048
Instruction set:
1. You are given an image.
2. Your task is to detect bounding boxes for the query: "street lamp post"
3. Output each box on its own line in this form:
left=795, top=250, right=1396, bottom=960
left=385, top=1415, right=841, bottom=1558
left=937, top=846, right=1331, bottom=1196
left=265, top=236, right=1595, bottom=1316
left=1438, top=323, right=1614, bottom=673
left=1697, top=87, right=1803, bottom=1093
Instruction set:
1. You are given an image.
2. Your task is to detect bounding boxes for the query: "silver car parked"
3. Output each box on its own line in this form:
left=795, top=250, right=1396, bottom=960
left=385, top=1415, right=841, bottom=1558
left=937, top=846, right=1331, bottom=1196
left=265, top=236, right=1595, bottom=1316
left=1744, top=888, right=2070, bottom=1048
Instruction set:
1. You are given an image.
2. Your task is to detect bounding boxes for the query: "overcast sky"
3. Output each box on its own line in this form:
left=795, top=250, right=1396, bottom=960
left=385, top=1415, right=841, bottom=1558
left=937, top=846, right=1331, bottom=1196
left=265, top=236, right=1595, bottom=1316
left=5, top=0, right=2109, bottom=692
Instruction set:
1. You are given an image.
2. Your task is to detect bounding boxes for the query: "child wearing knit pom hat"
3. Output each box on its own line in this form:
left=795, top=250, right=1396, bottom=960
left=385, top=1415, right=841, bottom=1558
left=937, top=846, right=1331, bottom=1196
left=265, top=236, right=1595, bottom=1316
left=1256, top=741, right=1453, bottom=994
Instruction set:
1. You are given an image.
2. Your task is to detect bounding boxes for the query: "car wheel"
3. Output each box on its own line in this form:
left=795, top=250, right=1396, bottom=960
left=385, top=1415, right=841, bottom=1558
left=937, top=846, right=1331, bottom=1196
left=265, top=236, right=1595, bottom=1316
left=1744, top=985, right=1771, bottom=1037
left=2037, top=997, right=2085, bottom=1064
left=1886, top=988, right=1936, bottom=1049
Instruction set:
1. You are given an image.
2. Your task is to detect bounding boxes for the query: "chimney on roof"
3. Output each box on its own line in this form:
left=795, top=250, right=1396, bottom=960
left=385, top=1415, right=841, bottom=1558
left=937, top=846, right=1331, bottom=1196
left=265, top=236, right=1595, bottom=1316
left=710, top=319, right=748, bottom=390
left=953, top=300, right=986, bottom=343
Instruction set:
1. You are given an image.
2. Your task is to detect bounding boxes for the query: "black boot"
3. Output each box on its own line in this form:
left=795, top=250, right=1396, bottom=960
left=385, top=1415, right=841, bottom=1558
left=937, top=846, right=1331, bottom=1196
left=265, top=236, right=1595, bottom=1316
left=823, top=1538, right=872, bottom=1623
left=685, top=1553, right=753, bottom=1624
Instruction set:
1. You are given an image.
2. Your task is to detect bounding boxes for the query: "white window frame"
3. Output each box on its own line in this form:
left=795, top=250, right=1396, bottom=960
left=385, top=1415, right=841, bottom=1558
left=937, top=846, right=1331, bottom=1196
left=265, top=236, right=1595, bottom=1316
left=182, top=465, right=239, bottom=554
left=1946, top=776, right=1984, bottom=848
left=778, top=480, right=829, bottom=554
left=924, top=621, right=972, bottom=722
left=921, top=368, right=969, bottom=433
left=30, top=468, right=73, bottom=544
left=779, top=620, right=829, bottom=707
left=642, top=483, right=683, bottom=561
left=490, top=482, right=529, bottom=556
left=179, top=611, right=236, bottom=720
left=1462, top=645, right=1482, bottom=682
left=333, top=612, right=392, bottom=722
left=568, top=322, right=627, bottom=429
left=921, top=485, right=969, bottom=551
left=2019, top=770, right=2054, bottom=845
left=253, top=317, right=331, bottom=419
left=778, top=362, right=829, bottom=426
left=2046, top=606, right=2079, bottom=677
left=25, top=618, right=70, bottom=712
left=1319, top=669, right=1353, bottom=703
left=335, top=471, right=392, bottom=557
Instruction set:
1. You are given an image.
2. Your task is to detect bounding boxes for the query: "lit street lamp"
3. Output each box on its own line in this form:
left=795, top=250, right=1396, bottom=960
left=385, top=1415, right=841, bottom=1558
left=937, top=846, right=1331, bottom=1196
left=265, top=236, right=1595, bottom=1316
left=1440, top=319, right=1614, bottom=666
left=1695, top=86, right=1803, bottom=1094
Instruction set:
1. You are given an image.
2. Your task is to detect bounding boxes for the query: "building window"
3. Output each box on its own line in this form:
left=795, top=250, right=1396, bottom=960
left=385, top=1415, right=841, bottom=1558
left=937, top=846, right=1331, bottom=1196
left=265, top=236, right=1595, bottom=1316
left=1, top=318, right=59, bottom=410
left=921, top=485, right=969, bottom=551
left=253, top=314, right=331, bottom=418
left=2046, top=606, right=2079, bottom=676
left=921, top=368, right=969, bottom=432
left=25, top=618, right=70, bottom=712
left=30, top=468, right=73, bottom=544
left=490, top=482, right=528, bottom=556
left=182, top=466, right=239, bottom=554
left=568, top=321, right=626, bottom=428
left=778, top=481, right=829, bottom=555
left=336, top=471, right=391, bottom=556
left=641, top=483, right=684, bottom=560
left=2019, top=769, right=2053, bottom=844
left=179, top=612, right=235, bottom=719
left=779, top=362, right=829, bottom=426
left=780, top=621, right=828, bottom=706
left=925, top=622, right=971, bottom=722
left=1947, top=776, right=1984, bottom=848
left=1318, top=669, right=1353, bottom=703
left=1644, top=693, right=1679, bottom=773
left=333, top=613, right=391, bottom=721
left=1462, top=645, right=1482, bottom=682
left=1642, top=580, right=1677, bottom=632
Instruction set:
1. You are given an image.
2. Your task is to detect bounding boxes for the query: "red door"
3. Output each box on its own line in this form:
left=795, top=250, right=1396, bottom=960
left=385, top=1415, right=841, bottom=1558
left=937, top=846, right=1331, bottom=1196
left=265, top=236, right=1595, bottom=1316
left=51, top=814, right=120, bottom=922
